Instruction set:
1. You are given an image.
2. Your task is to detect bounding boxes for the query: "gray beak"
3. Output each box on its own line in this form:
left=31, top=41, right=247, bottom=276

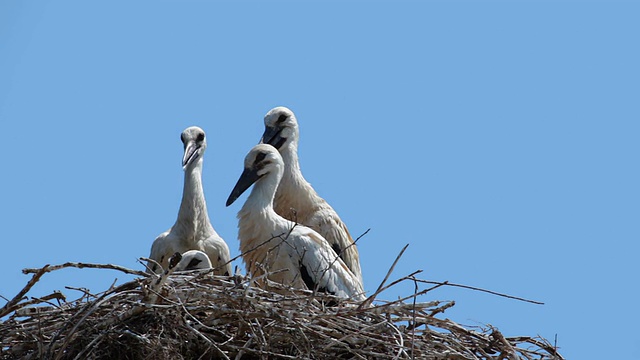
left=261, top=126, right=287, bottom=150
left=182, top=141, right=201, bottom=169
left=226, top=167, right=261, bottom=207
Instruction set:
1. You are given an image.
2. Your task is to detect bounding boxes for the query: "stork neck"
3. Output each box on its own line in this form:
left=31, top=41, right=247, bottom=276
left=238, top=168, right=289, bottom=253
left=278, top=145, right=324, bottom=208
left=280, top=144, right=300, bottom=175
left=175, top=161, right=212, bottom=235
left=242, top=169, right=281, bottom=218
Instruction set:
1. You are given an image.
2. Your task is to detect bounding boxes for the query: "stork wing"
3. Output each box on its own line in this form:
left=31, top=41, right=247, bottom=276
left=312, top=210, right=364, bottom=285
left=148, top=231, right=176, bottom=273
left=201, top=234, right=233, bottom=276
left=293, top=229, right=365, bottom=301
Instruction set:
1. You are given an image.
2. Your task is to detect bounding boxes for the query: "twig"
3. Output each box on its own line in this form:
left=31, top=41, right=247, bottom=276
left=11, top=292, right=67, bottom=317
left=139, top=257, right=161, bottom=273
left=359, top=244, right=409, bottom=309
left=410, top=276, right=418, bottom=360
left=370, top=270, right=423, bottom=299
left=23, top=262, right=148, bottom=277
left=65, top=286, right=96, bottom=299
left=353, top=228, right=370, bottom=245
left=0, top=265, right=49, bottom=318
left=490, top=327, right=519, bottom=360
left=335, top=228, right=370, bottom=259
left=414, top=279, right=544, bottom=305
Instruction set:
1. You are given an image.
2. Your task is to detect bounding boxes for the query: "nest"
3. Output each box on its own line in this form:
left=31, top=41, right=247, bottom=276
left=0, top=258, right=563, bottom=360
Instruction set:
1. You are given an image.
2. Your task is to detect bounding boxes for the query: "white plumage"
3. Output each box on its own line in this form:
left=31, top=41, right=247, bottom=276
left=260, top=106, right=363, bottom=285
left=175, top=250, right=213, bottom=271
left=226, top=144, right=364, bottom=300
left=148, top=126, right=232, bottom=276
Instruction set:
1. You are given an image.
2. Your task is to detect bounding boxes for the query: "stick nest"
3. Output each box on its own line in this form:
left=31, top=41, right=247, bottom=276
left=0, top=261, right=563, bottom=360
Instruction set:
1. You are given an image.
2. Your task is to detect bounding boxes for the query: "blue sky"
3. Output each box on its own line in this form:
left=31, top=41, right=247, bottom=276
left=1, top=1, right=639, bottom=358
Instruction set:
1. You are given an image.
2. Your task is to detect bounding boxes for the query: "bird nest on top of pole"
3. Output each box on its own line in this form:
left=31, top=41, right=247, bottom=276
left=0, top=250, right=563, bottom=360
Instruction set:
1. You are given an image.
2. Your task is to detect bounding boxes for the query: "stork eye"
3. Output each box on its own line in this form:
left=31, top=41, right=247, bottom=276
left=276, top=114, right=288, bottom=124
left=255, top=152, right=267, bottom=164
left=180, top=133, right=185, bottom=143
left=196, top=133, right=205, bottom=142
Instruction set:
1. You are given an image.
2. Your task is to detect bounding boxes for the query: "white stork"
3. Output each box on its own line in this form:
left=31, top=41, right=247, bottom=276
left=148, top=126, right=232, bottom=276
left=260, top=106, right=363, bottom=284
left=175, top=250, right=213, bottom=271
left=226, top=144, right=364, bottom=300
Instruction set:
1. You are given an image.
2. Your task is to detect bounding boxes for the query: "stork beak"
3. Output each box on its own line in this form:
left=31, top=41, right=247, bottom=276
left=261, top=126, right=287, bottom=150
left=182, top=141, right=201, bottom=169
left=226, top=167, right=261, bottom=206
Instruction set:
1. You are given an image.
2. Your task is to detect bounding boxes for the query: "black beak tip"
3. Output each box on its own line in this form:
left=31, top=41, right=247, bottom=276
left=226, top=167, right=260, bottom=208
left=226, top=191, right=240, bottom=207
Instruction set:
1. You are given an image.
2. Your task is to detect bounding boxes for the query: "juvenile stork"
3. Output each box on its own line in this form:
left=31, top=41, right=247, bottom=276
left=148, top=126, right=232, bottom=276
left=260, top=107, right=363, bottom=284
left=226, top=144, right=364, bottom=300
left=175, top=250, right=213, bottom=271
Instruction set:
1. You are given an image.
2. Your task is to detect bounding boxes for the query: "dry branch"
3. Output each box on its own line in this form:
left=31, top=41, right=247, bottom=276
left=0, top=261, right=564, bottom=360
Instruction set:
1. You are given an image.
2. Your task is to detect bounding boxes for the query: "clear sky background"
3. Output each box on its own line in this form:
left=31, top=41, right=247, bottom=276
left=1, top=1, right=638, bottom=359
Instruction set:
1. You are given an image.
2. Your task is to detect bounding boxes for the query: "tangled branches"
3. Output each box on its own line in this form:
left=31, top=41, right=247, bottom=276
left=0, top=260, right=563, bottom=360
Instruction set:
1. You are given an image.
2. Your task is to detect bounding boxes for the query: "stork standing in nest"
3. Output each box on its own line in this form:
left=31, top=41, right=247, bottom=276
left=226, top=144, right=364, bottom=300
left=148, top=126, right=232, bottom=276
left=260, top=106, right=363, bottom=285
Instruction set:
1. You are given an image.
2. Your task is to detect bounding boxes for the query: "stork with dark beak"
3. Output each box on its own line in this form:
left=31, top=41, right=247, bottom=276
left=226, top=144, right=364, bottom=300
left=260, top=107, right=363, bottom=285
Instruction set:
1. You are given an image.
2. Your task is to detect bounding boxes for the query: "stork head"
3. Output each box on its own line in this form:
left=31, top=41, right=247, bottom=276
left=181, top=126, right=207, bottom=170
left=226, top=144, right=284, bottom=207
left=175, top=250, right=212, bottom=271
left=260, top=106, right=299, bottom=151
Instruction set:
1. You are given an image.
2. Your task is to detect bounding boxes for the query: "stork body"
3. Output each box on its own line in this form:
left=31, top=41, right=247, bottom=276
left=226, top=144, right=364, bottom=300
left=149, top=126, right=232, bottom=276
left=260, top=107, right=363, bottom=284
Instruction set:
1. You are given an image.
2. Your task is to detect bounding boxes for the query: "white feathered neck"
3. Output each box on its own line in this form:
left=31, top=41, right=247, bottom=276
left=174, top=159, right=216, bottom=242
